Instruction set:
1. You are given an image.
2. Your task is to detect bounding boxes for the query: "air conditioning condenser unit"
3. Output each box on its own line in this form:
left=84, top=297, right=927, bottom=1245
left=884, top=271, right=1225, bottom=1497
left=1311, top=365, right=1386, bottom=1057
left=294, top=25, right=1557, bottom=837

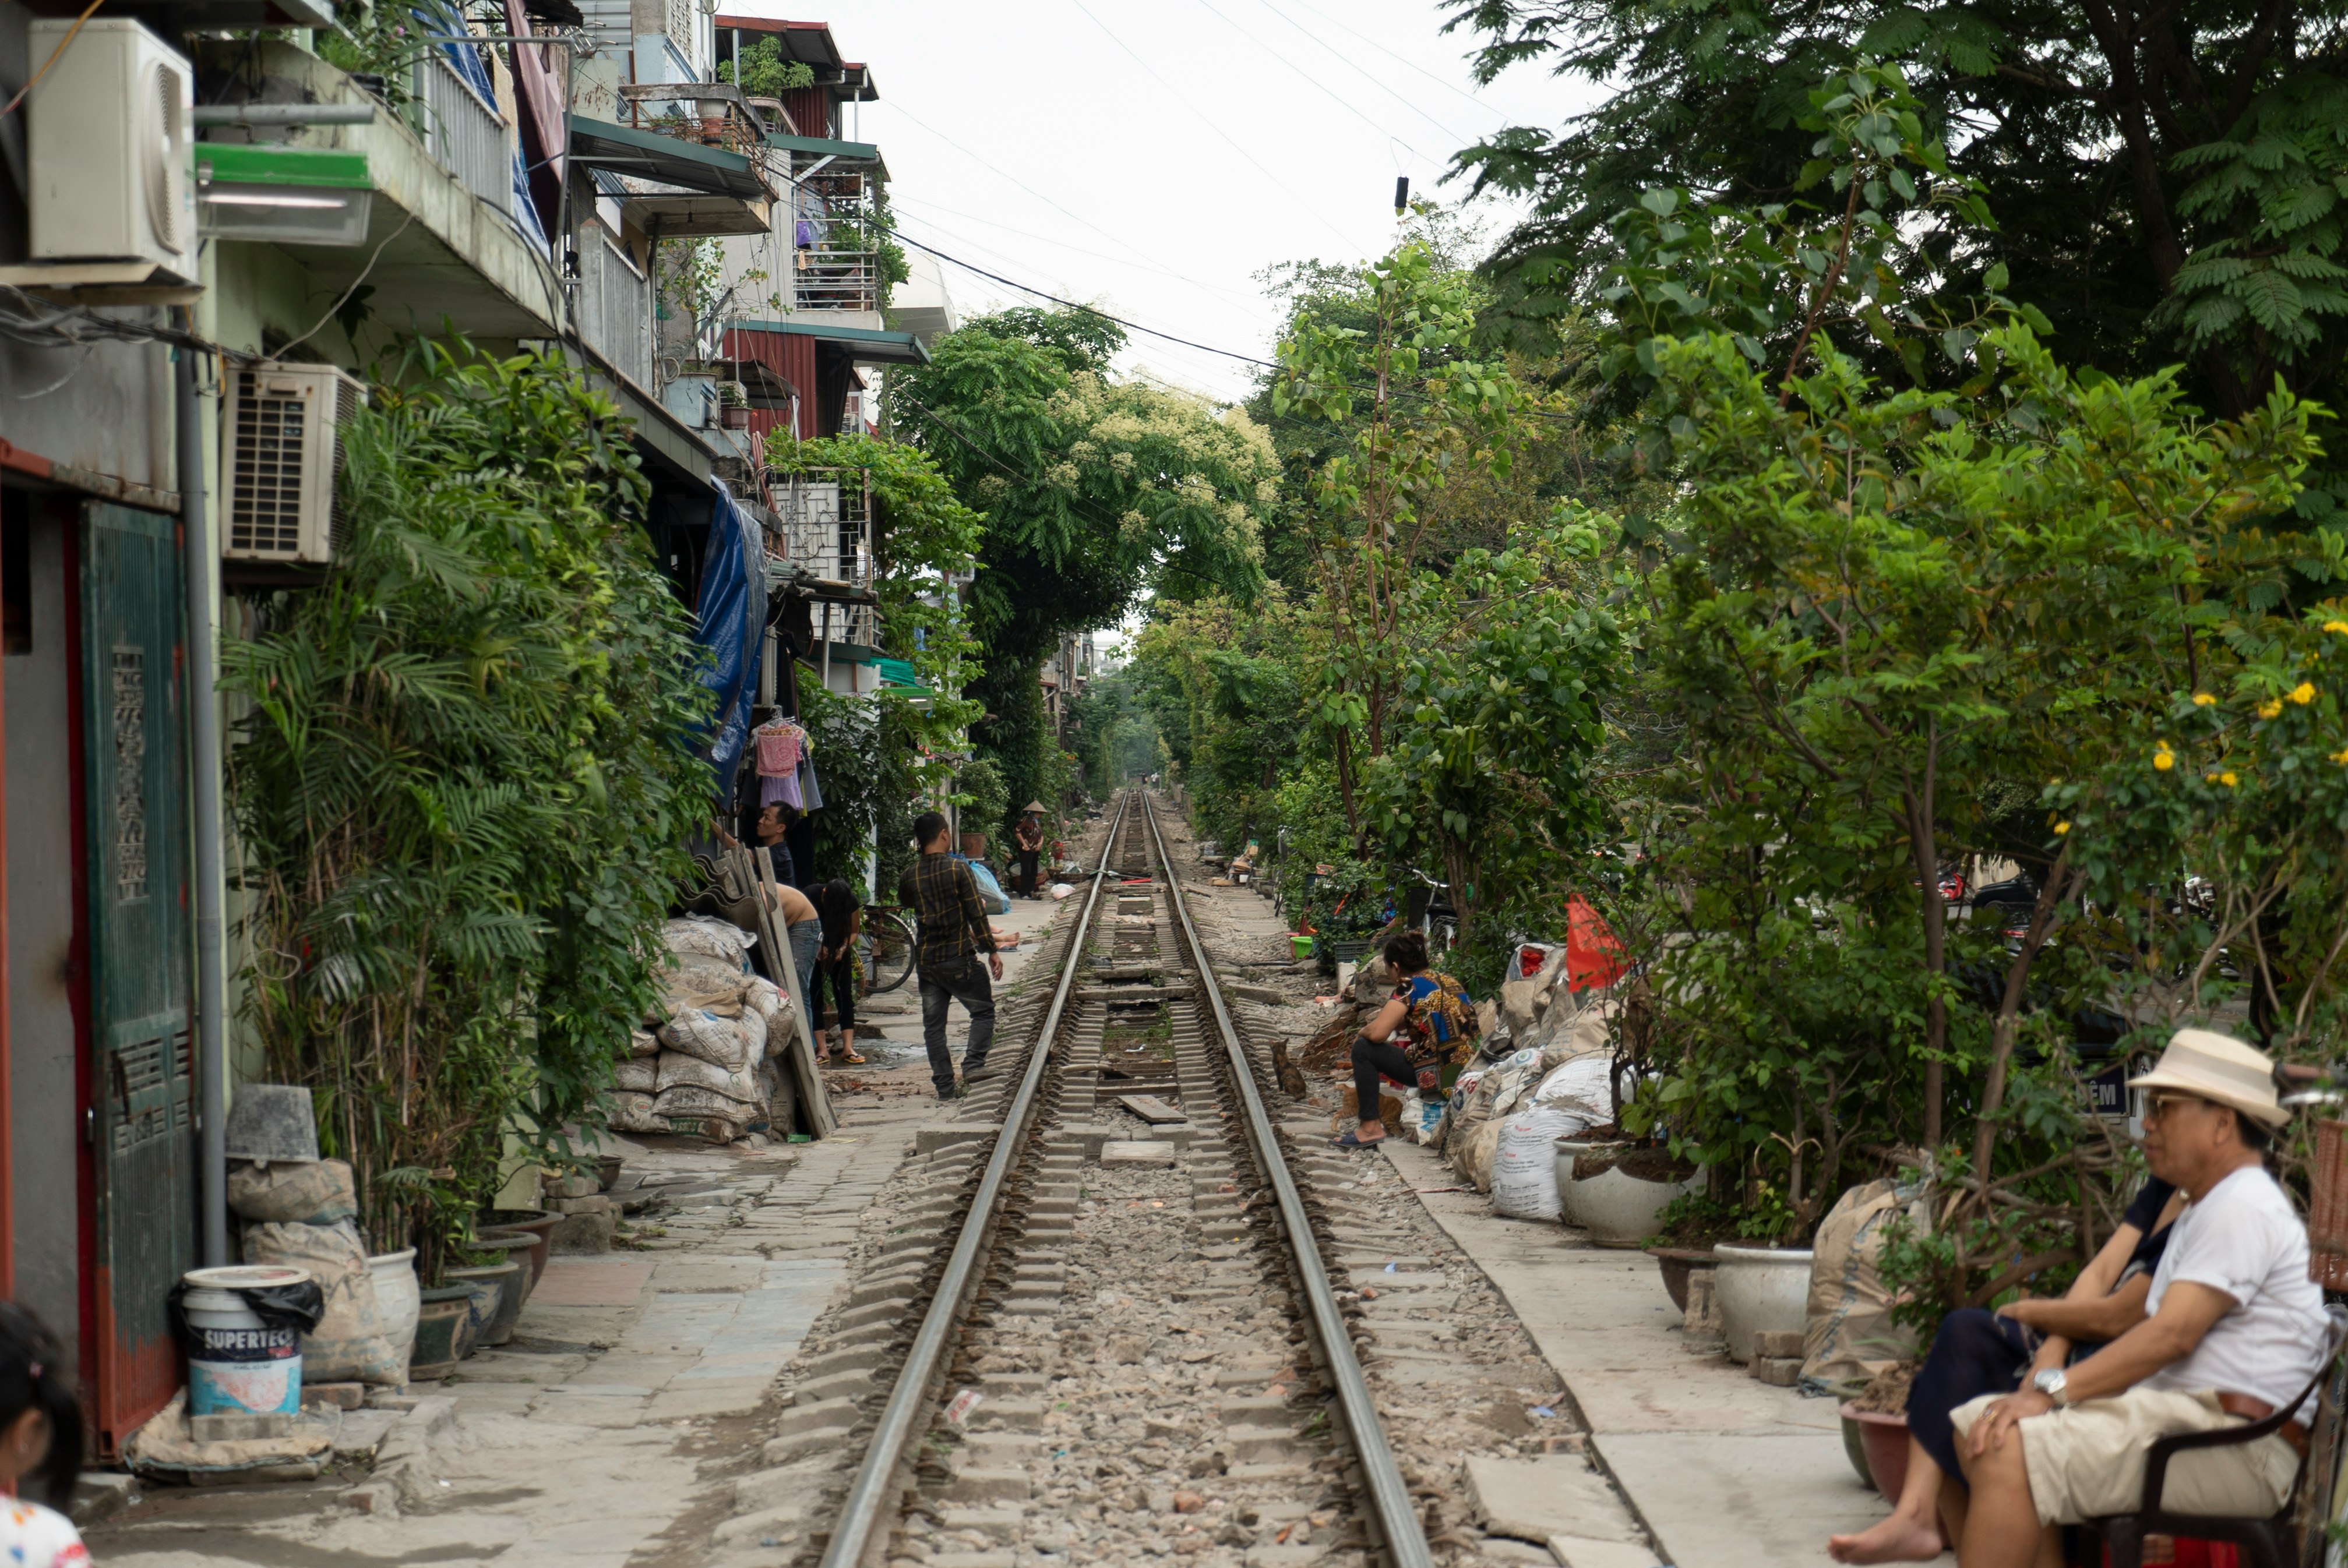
left=26, top=19, right=195, bottom=280
left=222, top=363, right=369, bottom=566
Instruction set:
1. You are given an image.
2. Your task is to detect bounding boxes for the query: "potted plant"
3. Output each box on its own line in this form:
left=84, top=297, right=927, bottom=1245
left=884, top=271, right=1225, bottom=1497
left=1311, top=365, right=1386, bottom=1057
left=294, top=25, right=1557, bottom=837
left=1554, top=1131, right=1704, bottom=1247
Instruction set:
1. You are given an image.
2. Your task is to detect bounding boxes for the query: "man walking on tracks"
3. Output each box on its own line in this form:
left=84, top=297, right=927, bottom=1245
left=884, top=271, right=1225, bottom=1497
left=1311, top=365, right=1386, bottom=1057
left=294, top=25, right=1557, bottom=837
left=900, top=810, right=1002, bottom=1098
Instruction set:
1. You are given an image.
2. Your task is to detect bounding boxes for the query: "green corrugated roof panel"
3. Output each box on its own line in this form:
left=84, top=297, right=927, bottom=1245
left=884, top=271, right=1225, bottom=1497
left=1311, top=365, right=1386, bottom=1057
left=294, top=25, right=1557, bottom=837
left=876, top=657, right=927, bottom=691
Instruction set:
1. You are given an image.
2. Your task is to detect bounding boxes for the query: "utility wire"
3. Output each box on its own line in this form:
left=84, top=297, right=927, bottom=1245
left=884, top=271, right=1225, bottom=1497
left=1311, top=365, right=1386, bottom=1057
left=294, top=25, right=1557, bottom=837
left=889, top=192, right=1274, bottom=319
left=1062, top=0, right=1359, bottom=253
left=1271, top=0, right=1518, bottom=125
left=1179, top=0, right=1450, bottom=164
left=0, top=0, right=104, bottom=120
left=1236, top=0, right=1490, bottom=151
left=895, top=231, right=1282, bottom=371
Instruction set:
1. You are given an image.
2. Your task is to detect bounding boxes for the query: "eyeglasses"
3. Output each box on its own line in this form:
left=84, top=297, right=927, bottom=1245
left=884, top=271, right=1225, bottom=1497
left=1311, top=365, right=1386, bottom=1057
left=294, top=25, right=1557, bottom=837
left=2144, top=1092, right=2214, bottom=1121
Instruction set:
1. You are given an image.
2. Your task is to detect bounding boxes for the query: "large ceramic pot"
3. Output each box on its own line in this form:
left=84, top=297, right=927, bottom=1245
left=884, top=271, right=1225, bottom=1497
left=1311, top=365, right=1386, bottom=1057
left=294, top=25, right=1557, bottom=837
left=473, top=1227, right=540, bottom=1306
left=1713, top=1244, right=1815, bottom=1363
left=1555, top=1140, right=1705, bottom=1247
left=444, top=1260, right=519, bottom=1350
left=411, top=1287, right=475, bottom=1380
left=366, top=1247, right=422, bottom=1363
left=1645, top=1246, right=1718, bottom=1313
left=1840, top=1405, right=1913, bottom=1500
left=478, top=1209, right=558, bottom=1291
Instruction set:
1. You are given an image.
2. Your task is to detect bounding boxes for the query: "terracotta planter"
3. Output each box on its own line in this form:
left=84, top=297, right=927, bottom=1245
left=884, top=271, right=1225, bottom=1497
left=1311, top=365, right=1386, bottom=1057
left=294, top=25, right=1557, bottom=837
left=1555, top=1139, right=1705, bottom=1247
left=478, top=1209, right=557, bottom=1291
left=1839, top=1404, right=1913, bottom=1501
left=720, top=405, right=750, bottom=430
left=445, top=1261, right=518, bottom=1350
left=1714, top=1244, right=1815, bottom=1363
left=411, top=1287, right=474, bottom=1380
left=1645, top=1245, right=1718, bottom=1313
left=366, top=1247, right=421, bottom=1364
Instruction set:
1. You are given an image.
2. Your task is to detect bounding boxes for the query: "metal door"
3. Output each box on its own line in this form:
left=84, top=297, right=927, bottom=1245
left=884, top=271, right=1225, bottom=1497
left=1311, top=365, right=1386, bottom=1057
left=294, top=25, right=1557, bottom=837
left=80, top=501, right=193, bottom=1450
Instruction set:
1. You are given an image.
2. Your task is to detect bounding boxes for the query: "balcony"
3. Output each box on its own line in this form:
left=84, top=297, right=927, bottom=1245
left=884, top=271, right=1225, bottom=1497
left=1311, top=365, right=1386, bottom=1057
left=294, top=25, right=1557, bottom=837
left=569, top=87, right=777, bottom=239
left=410, top=53, right=510, bottom=217
left=774, top=137, right=886, bottom=316
left=577, top=224, right=652, bottom=390
left=770, top=468, right=878, bottom=647
left=202, top=41, right=561, bottom=340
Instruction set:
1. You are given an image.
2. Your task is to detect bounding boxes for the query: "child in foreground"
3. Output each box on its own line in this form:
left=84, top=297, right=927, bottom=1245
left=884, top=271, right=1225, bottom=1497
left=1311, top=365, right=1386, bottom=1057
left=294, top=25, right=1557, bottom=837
left=0, top=1302, right=90, bottom=1566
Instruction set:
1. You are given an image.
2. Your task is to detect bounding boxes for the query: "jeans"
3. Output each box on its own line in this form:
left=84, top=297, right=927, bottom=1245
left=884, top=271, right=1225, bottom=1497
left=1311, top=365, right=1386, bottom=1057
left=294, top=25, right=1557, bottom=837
left=1351, top=1036, right=1422, bottom=1128
left=788, top=920, right=821, bottom=1007
left=919, top=956, right=996, bottom=1092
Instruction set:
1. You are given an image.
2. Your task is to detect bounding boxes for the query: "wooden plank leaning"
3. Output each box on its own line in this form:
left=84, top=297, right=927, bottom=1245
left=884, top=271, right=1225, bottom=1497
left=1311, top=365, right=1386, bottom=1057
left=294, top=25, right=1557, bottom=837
left=741, top=845, right=838, bottom=1139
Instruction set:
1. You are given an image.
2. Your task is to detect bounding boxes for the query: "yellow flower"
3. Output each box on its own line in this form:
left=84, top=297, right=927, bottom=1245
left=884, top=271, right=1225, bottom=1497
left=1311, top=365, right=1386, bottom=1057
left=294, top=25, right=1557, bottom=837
left=2220, top=771, right=2239, bottom=787
left=2152, top=744, right=2176, bottom=771
left=2325, top=620, right=2348, bottom=635
left=2333, top=748, right=2348, bottom=765
left=2290, top=681, right=2317, bottom=705
left=2258, top=699, right=2284, bottom=719
left=2053, top=821, right=2071, bottom=835
left=2191, top=692, right=2217, bottom=706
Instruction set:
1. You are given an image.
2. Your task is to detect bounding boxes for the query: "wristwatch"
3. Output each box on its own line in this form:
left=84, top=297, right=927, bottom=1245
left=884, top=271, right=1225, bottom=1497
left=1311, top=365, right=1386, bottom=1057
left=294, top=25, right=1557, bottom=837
left=2032, top=1368, right=2071, bottom=1408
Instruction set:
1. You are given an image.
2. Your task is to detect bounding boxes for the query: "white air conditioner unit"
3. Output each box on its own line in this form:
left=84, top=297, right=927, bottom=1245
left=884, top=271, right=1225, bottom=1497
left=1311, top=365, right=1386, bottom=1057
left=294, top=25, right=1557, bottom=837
left=222, top=363, right=368, bottom=566
left=26, top=19, right=195, bottom=279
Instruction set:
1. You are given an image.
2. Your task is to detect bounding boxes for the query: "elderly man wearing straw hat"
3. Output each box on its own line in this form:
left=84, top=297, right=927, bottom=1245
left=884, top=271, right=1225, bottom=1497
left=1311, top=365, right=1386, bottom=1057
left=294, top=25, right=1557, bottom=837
left=1945, top=1029, right=2328, bottom=1566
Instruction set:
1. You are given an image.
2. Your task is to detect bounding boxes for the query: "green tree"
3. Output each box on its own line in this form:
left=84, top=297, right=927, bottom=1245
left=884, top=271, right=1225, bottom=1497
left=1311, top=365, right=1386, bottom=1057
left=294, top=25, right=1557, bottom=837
left=1446, top=0, right=2348, bottom=519
left=889, top=306, right=1275, bottom=821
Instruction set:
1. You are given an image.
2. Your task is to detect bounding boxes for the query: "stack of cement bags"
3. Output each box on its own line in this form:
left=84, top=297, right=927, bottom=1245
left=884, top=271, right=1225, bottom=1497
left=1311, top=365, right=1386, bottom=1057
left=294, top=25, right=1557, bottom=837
left=608, top=917, right=789, bottom=1143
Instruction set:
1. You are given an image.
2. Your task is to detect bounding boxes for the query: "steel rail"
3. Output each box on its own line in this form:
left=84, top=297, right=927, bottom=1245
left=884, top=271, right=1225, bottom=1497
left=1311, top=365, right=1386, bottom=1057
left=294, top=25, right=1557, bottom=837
left=1143, top=792, right=1436, bottom=1568
left=817, top=788, right=1133, bottom=1568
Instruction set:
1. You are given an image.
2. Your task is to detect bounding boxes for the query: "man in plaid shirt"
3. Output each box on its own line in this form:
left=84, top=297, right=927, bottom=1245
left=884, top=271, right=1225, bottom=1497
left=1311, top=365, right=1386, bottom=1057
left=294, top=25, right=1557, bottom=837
left=898, top=810, right=1001, bottom=1098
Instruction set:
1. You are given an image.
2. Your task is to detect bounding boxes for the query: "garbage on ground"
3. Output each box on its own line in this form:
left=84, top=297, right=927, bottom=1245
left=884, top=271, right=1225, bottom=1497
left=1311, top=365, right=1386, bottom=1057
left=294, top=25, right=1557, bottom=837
left=1049, top=882, right=1076, bottom=899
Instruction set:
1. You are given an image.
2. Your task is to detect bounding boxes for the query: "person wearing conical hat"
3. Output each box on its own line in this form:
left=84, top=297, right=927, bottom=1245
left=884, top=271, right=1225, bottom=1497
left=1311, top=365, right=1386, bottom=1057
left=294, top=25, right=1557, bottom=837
left=1013, top=802, right=1046, bottom=899
left=1938, top=1030, right=2327, bottom=1566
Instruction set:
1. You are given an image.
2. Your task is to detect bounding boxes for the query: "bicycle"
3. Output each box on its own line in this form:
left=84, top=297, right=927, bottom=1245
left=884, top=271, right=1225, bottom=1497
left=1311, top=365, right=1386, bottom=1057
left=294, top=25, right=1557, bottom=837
left=856, top=905, right=918, bottom=997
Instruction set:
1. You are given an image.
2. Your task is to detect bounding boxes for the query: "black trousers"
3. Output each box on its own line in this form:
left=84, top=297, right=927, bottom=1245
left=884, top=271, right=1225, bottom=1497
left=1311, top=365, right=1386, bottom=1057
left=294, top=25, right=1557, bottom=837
left=1351, top=1036, right=1422, bottom=1125
left=808, top=956, right=855, bottom=1034
left=1016, top=849, right=1041, bottom=896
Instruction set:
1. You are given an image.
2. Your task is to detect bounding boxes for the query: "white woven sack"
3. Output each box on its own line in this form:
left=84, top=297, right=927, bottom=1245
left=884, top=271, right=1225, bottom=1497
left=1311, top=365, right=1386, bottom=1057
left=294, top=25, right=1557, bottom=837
left=1532, top=1054, right=1616, bottom=1120
left=612, top=1059, right=657, bottom=1093
left=659, top=1007, right=755, bottom=1068
left=653, top=1084, right=754, bottom=1124
left=662, top=916, right=752, bottom=963
left=629, top=1027, right=660, bottom=1059
left=608, top=1091, right=668, bottom=1133
left=656, top=1050, right=762, bottom=1104
left=1490, top=1106, right=1588, bottom=1221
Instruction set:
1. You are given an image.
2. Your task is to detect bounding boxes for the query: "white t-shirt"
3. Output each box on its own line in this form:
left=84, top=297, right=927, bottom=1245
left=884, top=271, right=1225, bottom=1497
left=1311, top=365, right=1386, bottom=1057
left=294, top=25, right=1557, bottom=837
left=2143, top=1164, right=2329, bottom=1422
left=0, top=1498, right=89, bottom=1567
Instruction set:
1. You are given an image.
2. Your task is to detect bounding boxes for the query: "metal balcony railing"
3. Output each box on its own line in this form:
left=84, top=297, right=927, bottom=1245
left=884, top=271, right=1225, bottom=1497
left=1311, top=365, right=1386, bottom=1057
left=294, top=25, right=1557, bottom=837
left=412, top=52, right=510, bottom=214
left=577, top=225, right=653, bottom=389
left=614, top=83, right=772, bottom=159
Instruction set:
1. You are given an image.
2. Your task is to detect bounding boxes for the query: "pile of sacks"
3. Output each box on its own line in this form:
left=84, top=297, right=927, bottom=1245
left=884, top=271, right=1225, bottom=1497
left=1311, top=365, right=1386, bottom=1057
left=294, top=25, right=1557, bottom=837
left=1409, top=986, right=1624, bottom=1223
left=608, top=917, right=791, bottom=1144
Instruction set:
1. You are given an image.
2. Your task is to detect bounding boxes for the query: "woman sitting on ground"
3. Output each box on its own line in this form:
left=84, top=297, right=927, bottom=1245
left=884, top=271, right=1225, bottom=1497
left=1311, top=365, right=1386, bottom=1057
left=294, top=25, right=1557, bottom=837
left=1827, top=1176, right=2185, bottom=1564
left=1335, top=930, right=1477, bottom=1151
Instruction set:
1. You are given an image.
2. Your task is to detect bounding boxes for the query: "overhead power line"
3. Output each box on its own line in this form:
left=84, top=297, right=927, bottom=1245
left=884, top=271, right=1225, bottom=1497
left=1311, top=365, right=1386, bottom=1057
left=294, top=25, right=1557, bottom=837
left=894, top=231, right=1284, bottom=371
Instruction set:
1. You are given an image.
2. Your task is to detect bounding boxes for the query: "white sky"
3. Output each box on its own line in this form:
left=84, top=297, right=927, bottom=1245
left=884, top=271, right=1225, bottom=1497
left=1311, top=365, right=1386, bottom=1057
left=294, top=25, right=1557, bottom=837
left=748, top=0, right=1598, bottom=404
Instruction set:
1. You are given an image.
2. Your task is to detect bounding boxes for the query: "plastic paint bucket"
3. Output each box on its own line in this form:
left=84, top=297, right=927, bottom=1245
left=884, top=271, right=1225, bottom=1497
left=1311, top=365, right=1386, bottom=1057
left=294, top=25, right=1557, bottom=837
left=180, top=1265, right=309, bottom=1416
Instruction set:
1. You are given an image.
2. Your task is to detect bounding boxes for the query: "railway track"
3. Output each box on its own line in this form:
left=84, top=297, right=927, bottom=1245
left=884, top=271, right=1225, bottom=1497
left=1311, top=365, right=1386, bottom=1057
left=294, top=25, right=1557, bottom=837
left=729, top=787, right=1582, bottom=1568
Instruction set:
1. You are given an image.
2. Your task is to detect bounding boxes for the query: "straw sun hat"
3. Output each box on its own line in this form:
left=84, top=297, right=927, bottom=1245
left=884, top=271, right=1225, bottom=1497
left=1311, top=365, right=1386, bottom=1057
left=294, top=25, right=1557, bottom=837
left=2126, top=1028, right=2291, bottom=1129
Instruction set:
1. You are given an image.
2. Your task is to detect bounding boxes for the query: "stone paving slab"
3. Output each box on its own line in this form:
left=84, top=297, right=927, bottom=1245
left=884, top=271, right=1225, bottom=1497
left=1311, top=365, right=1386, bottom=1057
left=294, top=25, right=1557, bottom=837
left=1380, top=1137, right=1894, bottom=1568
left=531, top=1256, right=657, bottom=1306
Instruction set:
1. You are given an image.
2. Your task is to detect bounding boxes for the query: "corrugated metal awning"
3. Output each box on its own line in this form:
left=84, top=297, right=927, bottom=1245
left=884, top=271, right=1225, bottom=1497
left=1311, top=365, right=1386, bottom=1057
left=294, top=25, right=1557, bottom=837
left=566, top=116, right=769, bottom=200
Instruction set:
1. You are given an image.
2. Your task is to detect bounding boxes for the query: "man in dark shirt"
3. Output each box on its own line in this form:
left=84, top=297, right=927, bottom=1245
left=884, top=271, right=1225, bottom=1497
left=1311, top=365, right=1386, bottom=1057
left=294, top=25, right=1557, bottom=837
left=898, top=811, right=1002, bottom=1099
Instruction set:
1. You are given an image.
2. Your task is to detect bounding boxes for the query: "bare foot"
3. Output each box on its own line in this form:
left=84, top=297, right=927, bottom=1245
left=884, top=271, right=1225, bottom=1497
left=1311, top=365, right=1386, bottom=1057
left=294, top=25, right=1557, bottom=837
left=1827, top=1513, right=1945, bottom=1564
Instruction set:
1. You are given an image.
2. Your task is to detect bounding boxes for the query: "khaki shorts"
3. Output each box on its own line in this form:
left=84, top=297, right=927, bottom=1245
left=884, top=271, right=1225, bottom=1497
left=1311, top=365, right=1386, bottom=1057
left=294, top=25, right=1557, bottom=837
left=1949, top=1387, right=2300, bottom=1525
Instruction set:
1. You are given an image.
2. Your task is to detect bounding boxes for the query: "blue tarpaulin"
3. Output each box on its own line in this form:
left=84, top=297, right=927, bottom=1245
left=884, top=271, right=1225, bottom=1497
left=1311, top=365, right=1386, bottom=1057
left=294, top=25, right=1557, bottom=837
left=694, top=478, right=764, bottom=795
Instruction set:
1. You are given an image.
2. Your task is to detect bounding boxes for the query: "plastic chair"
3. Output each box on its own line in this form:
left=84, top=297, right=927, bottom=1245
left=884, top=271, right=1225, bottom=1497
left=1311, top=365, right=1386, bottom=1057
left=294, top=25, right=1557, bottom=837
left=2086, top=1306, right=2348, bottom=1568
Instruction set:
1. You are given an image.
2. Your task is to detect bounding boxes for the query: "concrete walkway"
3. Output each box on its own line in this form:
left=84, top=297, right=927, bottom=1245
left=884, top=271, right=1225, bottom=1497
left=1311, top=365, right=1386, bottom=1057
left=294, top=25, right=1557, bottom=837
left=1378, top=1138, right=1907, bottom=1568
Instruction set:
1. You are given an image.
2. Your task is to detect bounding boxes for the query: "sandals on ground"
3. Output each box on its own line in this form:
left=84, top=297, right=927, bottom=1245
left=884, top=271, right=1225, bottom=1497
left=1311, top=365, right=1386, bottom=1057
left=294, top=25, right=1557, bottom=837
left=1330, top=1131, right=1385, bottom=1150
